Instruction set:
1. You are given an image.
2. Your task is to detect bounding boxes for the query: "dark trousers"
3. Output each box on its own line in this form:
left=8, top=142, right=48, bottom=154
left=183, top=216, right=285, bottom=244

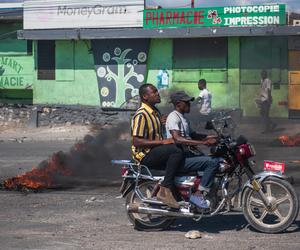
left=260, top=101, right=274, bottom=131
left=141, top=144, right=184, bottom=188
left=180, top=155, right=221, bottom=191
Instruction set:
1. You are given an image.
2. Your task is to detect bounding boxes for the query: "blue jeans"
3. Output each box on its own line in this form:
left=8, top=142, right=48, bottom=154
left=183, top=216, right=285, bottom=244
left=181, top=155, right=221, bottom=191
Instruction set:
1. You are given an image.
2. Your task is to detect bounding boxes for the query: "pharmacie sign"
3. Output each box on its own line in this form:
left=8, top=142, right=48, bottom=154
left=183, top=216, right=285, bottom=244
left=24, top=0, right=144, bottom=29
left=144, top=4, right=286, bottom=28
left=0, top=57, right=31, bottom=89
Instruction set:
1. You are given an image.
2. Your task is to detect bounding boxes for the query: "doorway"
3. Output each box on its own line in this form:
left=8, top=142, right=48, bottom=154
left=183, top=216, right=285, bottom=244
left=288, top=50, right=300, bottom=118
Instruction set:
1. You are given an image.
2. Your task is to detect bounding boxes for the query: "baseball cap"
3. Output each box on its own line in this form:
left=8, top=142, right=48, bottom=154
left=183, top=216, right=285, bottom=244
left=170, top=91, right=195, bottom=104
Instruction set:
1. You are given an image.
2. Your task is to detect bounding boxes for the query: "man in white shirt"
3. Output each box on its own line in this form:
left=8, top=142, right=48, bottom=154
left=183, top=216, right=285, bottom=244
left=166, top=91, right=222, bottom=209
left=198, top=79, right=212, bottom=116
left=258, top=70, right=276, bottom=133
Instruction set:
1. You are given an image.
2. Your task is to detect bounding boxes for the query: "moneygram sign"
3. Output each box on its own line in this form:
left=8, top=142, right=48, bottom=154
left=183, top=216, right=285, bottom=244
left=24, top=0, right=144, bottom=29
left=57, top=5, right=127, bottom=18
left=144, top=4, right=286, bottom=28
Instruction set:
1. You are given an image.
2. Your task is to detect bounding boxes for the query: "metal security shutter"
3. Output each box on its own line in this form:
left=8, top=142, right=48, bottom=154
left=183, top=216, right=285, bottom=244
left=173, top=38, right=227, bottom=69
left=173, top=38, right=228, bottom=83
left=37, top=40, right=55, bottom=80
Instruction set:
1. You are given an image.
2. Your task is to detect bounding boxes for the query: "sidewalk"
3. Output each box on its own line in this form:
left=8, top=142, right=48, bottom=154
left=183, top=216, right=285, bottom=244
left=0, top=125, right=91, bottom=142
left=0, top=117, right=298, bottom=143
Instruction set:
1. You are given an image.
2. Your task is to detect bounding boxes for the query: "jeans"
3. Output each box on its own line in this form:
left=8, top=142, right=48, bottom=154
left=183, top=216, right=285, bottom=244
left=180, top=154, right=221, bottom=191
left=141, top=144, right=184, bottom=188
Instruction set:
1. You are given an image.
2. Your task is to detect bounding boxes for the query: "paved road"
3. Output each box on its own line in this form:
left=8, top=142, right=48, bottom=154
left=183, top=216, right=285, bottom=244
left=0, top=140, right=299, bottom=250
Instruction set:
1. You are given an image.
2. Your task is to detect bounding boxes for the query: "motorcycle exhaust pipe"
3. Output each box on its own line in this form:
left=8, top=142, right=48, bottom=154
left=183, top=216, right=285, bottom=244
left=127, top=204, right=196, bottom=218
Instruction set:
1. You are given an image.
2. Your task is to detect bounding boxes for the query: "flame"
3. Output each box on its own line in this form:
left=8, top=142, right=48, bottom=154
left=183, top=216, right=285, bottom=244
left=3, top=151, right=72, bottom=191
left=279, top=134, right=300, bottom=146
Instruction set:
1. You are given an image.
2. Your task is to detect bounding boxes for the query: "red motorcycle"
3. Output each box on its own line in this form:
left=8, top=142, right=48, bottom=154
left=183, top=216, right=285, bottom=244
left=112, top=116, right=299, bottom=233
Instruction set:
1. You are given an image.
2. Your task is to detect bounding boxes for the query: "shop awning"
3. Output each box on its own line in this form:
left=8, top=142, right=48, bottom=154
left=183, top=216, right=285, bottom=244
left=18, top=26, right=300, bottom=40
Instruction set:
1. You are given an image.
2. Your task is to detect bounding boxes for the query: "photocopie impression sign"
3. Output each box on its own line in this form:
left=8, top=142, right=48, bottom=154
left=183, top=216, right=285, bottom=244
left=144, top=4, right=286, bottom=28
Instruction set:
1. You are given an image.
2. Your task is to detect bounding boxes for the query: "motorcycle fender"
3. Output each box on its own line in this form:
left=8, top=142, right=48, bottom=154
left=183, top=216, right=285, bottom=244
left=241, top=171, right=287, bottom=199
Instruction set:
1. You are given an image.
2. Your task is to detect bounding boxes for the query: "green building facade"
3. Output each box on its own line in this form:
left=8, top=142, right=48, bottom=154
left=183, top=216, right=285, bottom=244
left=0, top=21, right=295, bottom=118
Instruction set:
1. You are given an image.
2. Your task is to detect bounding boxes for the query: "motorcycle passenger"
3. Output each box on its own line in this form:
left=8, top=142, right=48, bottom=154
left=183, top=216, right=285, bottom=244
left=166, top=91, right=222, bottom=209
left=131, top=83, right=184, bottom=209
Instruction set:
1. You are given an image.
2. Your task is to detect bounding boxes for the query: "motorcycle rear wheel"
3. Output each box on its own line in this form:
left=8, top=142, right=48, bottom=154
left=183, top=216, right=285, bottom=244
left=242, top=177, right=299, bottom=233
left=125, top=181, right=175, bottom=231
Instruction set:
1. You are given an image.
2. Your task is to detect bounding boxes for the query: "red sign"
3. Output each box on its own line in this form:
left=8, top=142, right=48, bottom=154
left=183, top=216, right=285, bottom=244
left=264, top=161, right=285, bottom=173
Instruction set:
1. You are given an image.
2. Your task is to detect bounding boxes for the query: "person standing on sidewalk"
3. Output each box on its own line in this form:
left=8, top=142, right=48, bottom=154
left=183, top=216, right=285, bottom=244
left=131, top=83, right=184, bottom=209
left=197, top=79, right=212, bottom=117
left=257, top=70, right=276, bottom=133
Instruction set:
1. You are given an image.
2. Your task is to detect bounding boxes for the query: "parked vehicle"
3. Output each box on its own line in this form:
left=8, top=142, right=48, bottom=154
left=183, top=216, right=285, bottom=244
left=112, top=115, right=299, bottom=233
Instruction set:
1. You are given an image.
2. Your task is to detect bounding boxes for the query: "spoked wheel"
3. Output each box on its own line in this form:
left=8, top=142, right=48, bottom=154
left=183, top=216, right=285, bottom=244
left=243, top=177, right=299, bottom=233
left=125, top=181, right=175, bottom=231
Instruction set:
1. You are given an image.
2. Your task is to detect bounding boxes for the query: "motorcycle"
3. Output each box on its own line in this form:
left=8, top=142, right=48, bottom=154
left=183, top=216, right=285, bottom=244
left=112, top=115, right=299, bottom=233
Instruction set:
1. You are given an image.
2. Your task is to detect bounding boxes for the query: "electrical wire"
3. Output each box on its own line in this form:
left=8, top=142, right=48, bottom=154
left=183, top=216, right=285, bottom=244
left=0, top=30, right=17, bottom=40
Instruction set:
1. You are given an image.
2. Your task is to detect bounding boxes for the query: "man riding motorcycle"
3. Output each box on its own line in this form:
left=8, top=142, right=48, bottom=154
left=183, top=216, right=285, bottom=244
left=166, top=91, right=222, bottom=209
left=131, top=83, right=184, bottom=209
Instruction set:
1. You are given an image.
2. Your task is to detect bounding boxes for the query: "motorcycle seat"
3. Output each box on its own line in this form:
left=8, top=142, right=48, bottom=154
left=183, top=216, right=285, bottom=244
left=149, top=169, right=204, bottom=177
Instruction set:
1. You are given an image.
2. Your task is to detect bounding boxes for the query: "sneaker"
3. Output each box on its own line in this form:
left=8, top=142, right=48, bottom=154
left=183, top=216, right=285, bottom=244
left=190, top=194, right=209, bottom=209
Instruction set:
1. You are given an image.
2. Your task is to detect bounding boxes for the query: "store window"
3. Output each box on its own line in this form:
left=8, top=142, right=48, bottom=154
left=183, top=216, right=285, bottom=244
left=37, top=40, right=55, bottom=80
left=173, top=38, right=227, bottom=69
left=173, top=38, right=228, bottom=83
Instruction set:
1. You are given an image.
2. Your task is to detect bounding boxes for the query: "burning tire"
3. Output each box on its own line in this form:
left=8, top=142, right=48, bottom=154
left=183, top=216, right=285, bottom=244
left=125, top=181, right=175, bottom=231
left=242, top=177, right=299, bottom=233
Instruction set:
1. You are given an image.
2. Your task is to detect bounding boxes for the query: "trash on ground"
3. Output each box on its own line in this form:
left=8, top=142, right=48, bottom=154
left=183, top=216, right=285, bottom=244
left=85, top=197, right=104, bottom=203
left=184, top=230, right=202, bottom=239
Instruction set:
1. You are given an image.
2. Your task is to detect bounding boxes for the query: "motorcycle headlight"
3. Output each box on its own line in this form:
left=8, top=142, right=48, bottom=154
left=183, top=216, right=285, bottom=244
left=239, top=148, right=245, bottom=155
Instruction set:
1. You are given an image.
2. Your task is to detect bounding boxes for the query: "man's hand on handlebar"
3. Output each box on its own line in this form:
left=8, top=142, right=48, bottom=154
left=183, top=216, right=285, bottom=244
left=202, top=138, right=218, bottom=146
left=206, top=135, right=218, bottom=139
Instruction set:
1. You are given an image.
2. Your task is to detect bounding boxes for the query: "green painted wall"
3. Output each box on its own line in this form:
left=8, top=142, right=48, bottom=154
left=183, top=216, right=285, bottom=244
left=33, top=40, right=100, bottom=105
left=239, top=36, right=288, bottom=117
left=0, top=23, right=291, bottom=117
left=170, top=37, right=240, bottom=109
left=0, top=23, right=34, bottom=103
left=146, top=39, right=173, bottom=87
left=240, top=85, right=288, bottom=117
left=145, top=39, right=173, bottom=105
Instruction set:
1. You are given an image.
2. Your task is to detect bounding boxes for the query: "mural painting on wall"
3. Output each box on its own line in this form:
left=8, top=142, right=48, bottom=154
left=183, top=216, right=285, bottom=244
left=92, top=39, right=150, bottom=108
left=0, top=57, right=32, bottom=89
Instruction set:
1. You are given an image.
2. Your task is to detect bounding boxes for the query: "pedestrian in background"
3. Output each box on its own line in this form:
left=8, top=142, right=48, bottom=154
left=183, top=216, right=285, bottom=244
left=197, top=79, right=212, bottom=116
left=195, top=79, right=213, bottom=131
left=256, top=70, right=276, bottom=133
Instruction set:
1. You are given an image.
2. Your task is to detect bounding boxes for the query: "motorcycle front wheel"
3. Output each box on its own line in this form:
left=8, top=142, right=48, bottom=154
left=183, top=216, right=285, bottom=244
left=242, top=177, right=299, bottom=233
left=125, top=181, right=175, bottom=231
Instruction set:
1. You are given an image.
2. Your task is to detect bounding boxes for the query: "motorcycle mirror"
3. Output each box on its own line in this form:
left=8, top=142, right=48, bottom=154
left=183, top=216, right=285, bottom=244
left=205, top=121, right=214, bottom=130
left=236, top=135, right=248, bottom=145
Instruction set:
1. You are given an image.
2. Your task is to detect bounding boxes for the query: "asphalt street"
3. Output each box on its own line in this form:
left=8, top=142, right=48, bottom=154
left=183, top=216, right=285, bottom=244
left=0, top=139, right=299, bottom=250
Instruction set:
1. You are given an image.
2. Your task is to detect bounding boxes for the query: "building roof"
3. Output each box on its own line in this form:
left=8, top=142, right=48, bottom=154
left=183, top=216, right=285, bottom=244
left=0, top=2, right=23, bottom=21
left=18, top=26, right=300, bottom=40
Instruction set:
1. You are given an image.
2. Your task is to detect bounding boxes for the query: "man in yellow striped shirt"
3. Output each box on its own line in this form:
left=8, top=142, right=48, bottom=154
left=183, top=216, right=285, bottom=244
left=131, top=83, right=183, bottom=209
